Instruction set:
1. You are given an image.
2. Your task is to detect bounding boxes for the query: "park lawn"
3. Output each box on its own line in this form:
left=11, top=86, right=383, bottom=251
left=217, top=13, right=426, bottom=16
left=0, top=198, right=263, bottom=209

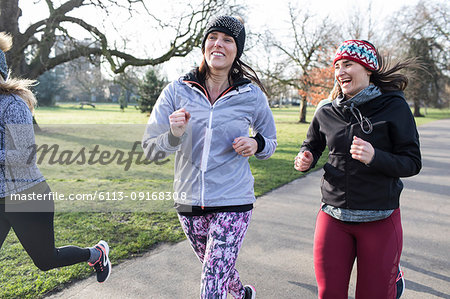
left=34, top=103, right=150, bottom=124
left=0, top=103, right=448, bottom=298
left=411, top=108, right=450, bottom=126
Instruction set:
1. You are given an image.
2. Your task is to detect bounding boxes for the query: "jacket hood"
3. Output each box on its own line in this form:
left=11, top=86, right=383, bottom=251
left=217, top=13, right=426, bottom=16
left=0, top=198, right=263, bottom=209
left=332, top=90, right=407, bottom=116
left=361, top=90, right=406, bottom=113
left=374, top=90, right=406, bottom=102
left=332, top=89, right=405, bottom=109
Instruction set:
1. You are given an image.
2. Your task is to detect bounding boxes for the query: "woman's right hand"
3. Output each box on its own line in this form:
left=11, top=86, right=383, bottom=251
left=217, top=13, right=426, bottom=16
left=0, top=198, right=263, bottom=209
left=169, top=108, right=191, bottom=137
left=294, top=150, right=313, bottom=171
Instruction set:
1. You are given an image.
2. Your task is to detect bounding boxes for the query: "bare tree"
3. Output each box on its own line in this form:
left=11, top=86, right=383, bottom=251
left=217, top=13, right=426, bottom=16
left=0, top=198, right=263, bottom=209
left=251, top=31, right=292, bottom=107
left=344, top=1, right=376, bottom=41
left=387, top=0, right=450, bottom=115
left=269, top=4, right=337, bottom=122
left=0, top=0, right=235, bottom=80
left=112, top=66, right=144, bottom=103
left=63, top=57, right=110, bottom=102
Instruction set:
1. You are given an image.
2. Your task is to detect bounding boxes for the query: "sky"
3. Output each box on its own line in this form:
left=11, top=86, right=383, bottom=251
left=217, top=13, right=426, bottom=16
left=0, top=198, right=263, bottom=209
left=18, top=0, right=424, bottom=80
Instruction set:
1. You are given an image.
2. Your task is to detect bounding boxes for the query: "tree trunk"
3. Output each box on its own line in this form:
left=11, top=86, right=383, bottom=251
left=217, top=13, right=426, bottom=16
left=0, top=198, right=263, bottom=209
left=0, top=0, right=20, bottom=36
left=413, top=100, right=423, bottom=117
left=0, top=0, right=30, bottom=78
left=299, top=96, right=307, bottom=123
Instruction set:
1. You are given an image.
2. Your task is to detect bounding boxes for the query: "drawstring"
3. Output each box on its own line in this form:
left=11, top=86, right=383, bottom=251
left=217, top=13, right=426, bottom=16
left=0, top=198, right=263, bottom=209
left=345, top=103, right=373, bottom=134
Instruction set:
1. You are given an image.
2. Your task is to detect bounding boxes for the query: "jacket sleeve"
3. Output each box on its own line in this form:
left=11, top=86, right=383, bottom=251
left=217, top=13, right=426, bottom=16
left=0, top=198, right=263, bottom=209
left=142, top=81, right=183, bottom=160
left=251, top=89, right=277, bottom=160
left=367, top=99, right=421, bottom=177
left=0, top=99, right=36, bottom=167
left=299, top=112, right=327, bottom=172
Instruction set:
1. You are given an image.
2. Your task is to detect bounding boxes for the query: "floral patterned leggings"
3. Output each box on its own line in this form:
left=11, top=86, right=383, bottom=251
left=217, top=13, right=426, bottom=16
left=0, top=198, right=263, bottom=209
left=178, top=210, right=252, bottom=299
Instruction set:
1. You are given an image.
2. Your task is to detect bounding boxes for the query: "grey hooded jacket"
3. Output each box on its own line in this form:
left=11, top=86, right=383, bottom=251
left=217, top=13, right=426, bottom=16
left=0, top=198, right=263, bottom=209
left=142, top=73, right=277, bottom=208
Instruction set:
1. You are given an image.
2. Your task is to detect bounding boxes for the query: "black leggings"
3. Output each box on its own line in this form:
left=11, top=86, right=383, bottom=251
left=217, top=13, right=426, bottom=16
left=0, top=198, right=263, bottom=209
left=0, top=184, right=89, bottom=271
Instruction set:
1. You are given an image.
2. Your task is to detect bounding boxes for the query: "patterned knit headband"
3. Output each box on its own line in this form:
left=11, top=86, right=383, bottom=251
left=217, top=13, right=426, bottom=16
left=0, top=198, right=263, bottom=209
left=0, top=50, right=8, bottom=80
left=202, top=16, right=246, bottom=59
left=333, top=40, right=379, bottom=71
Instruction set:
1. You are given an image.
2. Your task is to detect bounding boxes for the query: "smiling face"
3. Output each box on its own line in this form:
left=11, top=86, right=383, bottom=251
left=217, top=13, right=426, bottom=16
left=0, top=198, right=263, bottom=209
left=334, top=59, right=372, bottom=99
left=204, top=31, right=237, bottom=74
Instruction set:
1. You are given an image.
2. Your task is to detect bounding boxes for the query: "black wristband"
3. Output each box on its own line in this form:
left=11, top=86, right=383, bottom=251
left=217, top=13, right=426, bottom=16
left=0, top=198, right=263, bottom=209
left=168, top=130, right=182, bottom=146
left=251, top=132, right=265, bottom=153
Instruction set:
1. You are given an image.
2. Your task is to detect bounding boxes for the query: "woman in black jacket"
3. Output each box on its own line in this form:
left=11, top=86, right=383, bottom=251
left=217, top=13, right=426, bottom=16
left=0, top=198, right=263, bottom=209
left=294, top=40, right=421, bottom=299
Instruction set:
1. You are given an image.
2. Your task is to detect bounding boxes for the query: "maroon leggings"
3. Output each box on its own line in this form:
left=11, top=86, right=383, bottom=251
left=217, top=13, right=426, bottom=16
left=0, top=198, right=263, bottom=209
left=314, top=209, right=402, bottom=299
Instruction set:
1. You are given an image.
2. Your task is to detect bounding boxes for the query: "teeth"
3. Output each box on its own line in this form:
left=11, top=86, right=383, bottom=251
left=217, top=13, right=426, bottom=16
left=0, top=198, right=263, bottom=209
left=212, top=52, right=224, bottom=57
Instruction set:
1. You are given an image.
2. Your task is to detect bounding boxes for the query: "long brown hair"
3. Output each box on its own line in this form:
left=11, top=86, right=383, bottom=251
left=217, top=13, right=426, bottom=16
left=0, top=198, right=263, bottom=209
left=198, top=57, right=267, bottom=94
left=0, top=32, right=37, bottom=112
left=331, top=51, right=418, bottom=100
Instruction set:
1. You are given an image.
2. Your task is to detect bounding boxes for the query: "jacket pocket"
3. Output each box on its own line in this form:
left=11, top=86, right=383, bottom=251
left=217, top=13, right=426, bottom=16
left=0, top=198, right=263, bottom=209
left=321, top=162, right=346, bottom=206
left=323, top=162, right=345, bottom=186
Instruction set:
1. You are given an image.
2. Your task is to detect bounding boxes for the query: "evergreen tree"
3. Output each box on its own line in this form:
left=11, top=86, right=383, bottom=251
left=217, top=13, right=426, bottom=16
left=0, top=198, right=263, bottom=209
left=406, top=38, right=440, bottom=116
left=388, top=1, right=450, bottom=115
left=34, top=69, right=66, bottom=106
left=137, top=69, right=168, bottom=114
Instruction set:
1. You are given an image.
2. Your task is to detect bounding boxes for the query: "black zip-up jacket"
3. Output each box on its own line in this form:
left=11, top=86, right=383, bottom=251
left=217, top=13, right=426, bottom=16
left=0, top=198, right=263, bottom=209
left=300, top=91, right=421, bottom=210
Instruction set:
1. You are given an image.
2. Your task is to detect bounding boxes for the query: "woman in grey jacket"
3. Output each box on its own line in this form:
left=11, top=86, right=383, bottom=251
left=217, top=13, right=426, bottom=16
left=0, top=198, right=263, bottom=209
left=0, top=32, right=110, bottom=283
left=143, top=16, right=277, bottom=299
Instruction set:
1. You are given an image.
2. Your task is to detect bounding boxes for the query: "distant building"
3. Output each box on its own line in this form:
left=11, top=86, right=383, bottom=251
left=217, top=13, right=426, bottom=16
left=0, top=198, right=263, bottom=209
left=52, top=36, right=108, bottom=102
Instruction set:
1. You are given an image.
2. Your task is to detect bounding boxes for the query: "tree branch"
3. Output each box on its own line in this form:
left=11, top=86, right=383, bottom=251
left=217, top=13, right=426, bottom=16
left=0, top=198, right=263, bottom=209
left=8, top=0, right=234, bottom=79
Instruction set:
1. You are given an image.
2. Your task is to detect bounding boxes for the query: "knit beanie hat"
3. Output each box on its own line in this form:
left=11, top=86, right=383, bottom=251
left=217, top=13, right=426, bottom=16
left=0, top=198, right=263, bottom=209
left=333, top=40, right=379, bottom=71
left=0, top=50, right=8, bottom=81
left=0, top=32, right=12, bottom=81
left=202, top=16, right=246, bottom=59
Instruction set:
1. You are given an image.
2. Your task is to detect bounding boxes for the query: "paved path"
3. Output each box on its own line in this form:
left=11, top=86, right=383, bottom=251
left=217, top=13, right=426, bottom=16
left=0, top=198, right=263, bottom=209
left=47, top=119, right=450, bottom=299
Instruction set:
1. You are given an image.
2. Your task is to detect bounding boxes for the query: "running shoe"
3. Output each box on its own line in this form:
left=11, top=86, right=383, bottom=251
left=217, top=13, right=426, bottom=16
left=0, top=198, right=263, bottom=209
left=244, top=285, right=256, bottom=299
left=396, top=266, right=405, bottom=298
left=88, top=240, right=111, bottom=283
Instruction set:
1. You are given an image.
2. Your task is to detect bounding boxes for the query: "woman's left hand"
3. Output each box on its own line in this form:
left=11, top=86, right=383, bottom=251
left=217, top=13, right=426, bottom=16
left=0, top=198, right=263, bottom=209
left=233, top=137, right=258, bottom=157
left=350, top=136, right=375, bottom=164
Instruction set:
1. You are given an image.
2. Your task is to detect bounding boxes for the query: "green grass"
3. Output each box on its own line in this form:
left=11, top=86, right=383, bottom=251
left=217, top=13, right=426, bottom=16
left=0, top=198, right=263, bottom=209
left=412, top=108, right=450, bottom=126
left=0, top=103, right=448, bottom=298
left=35, top=103, right=149, bottom=124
